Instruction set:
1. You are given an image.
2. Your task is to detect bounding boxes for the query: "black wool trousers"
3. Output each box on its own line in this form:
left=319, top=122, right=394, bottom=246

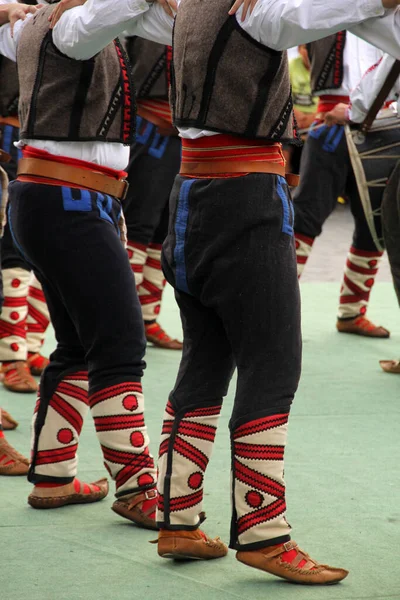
left=162, top=173, right=302, bottom=426
left=157, top=173, right=301, bottom=549
left=0, top=124, right=29, bottom=270
left=293, top=123, right=382, bottom=251
left=124, top=117, right=181, bottom=246
left=7, top=181, right=146, bottom=397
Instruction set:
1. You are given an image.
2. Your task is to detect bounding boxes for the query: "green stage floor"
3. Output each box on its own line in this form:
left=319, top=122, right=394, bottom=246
left=1, top=282, right=399, bottom=600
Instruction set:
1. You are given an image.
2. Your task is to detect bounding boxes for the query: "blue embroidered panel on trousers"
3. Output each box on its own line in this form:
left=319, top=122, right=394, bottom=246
left=62, top=187, right=92, bottom=212
left=322, top=124, right=344, bottom=152
left=135, top=117, right=154, bottom=145
left=277, top=176, right=294, bottom=236
left=149, top=132, right=169, bottom=159
left=174, top=179, right=196, bottom=294
left=96, top=193, right=114, bottom=224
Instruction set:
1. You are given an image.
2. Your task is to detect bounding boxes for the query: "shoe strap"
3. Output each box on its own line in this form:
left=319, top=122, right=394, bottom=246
left=127, top=488, right=157, bottom=515
left=3, top=361, right=33, bottom=382
left=264, top=541, right=298, bottom=558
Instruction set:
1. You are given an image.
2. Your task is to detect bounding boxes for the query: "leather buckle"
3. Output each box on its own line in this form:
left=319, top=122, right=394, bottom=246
left=283, top=541, right=297, bottom=552
left=121, top=179, right=129, bottom=201
left=144, top=489, right=157, bottom=500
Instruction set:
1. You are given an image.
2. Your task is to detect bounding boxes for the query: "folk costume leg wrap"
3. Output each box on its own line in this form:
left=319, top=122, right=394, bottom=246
left=295, top=233, right=315, bottom=279
left=138, top=243, right=166, bottom=322
left=230, top=412, right=291, bottom=550
left=157, top=400, right=222, bottom=528
left=26, top=275, right=50, bottom=354
left=30, top=370, right=89, bottom=483
left=337, top=246, right=383, bottom=319
left=0, top=267, right=31, bottom=361
left=127, top=240, right=147, bottom=288
left=89, top=381, right=156, bottom=497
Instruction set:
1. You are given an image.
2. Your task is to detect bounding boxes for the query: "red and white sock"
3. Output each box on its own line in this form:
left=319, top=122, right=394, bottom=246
left=295, top=233, right=315, bottom=278
left=0, top=267, right=31, bottom=362
left=338, top=246, right=383, bottom=319
left=138, top=244, right=166, bottom=322
left=232, top=413, right=291, bottom=548
left=157, top=401, right=222, bottom=528
left=89, top=381, right=156, bottom=496
left=127, top=240, right=147, bottom=288
left=30, top=371, right=89, bottom=480
left=26, top=275, right=50, bottom=354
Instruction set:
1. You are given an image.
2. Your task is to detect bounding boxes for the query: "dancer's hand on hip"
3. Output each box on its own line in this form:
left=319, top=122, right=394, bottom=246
left=5, top=3, right=42, bottom=36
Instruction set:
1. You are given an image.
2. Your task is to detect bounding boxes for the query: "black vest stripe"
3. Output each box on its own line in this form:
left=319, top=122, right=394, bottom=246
left=197, top=16, right=237, bottom=123
left=26, top=33, right=50, bottom=137
left=69, top=60, right=95, bottom=138
left=246, top=52, right=283, bottom=137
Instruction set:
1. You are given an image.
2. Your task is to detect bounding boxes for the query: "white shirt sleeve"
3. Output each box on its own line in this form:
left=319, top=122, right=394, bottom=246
left=123, top=2, right=173, bottom=45
left=236, top=0, right=385, bottom=51
left=52, top=0, right=173, bottom=61
left=349, top=9, right=400, bottom=60
left=349, top=54, right=400, bottom=122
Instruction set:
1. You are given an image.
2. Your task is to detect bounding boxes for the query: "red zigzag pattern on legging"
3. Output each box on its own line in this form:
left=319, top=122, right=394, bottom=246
left=89, top=381, right=156, bottom=493
left=157, top=401, right=221, bottom=520
left=34, top=371, right=89, bottom=468
left=233, top=413, right=290, bottom=543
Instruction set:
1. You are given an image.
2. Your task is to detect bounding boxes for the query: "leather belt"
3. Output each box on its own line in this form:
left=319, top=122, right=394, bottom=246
left=17, top=158, right=129, bottom=200
left=136, top=105, right=178, bottom=137
left=0, top=116, right=20, bottom=128
left=180, top=159, right=300, bottom=187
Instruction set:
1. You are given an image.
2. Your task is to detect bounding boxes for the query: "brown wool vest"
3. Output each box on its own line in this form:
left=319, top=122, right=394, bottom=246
left=0, top=57, right=19, bottom=117
left=308, top=32, right=347, bottom=94
left=172, top=0, right=295, bottom=141
left=125, top=38, right=171, bottom=100
left=17, top=5, right=135, bottom=144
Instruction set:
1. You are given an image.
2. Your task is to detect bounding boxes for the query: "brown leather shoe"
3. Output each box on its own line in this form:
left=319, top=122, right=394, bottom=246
left=380, top=359, right=400, bottom=374
left=112, top=488, right=158, bottom=530
left=336, top=316, right=389, bottom=338
left=236, top=540, right=349, bottom=585
left=145, top=322, right=183, bottom=350
left=2, top=361, right=38, bottom=393
left=28, top=478, right=109, bottom=509
left=27, top=352, right=50, bottom=376
left=157, top=529, right=228, bottom=560
left=1, top=409, right=19, bottom=430
left=0, top=436, right=29, bottom=476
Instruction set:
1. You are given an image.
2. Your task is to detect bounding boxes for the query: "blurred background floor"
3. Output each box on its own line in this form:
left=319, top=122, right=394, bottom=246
left=1, top=204, right=399, bottom=600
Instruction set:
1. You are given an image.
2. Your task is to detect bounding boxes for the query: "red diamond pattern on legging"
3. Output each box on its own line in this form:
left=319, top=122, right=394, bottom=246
left=89, top=382, right=156, bottom=495
left=31, top=371, right=89, bottom=479
left=138, top=244, right=166, bottom=321
left=233, top=413, right=291, bottom=547
left=26, top=275, right=50, bottom=354
left=338, top=246, right=383, bottom=319
left=157, top=401, right=221, bottom=527
left=127, top=240, right=147, bottom=288
left=0, top=267, right=31, bottom=361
